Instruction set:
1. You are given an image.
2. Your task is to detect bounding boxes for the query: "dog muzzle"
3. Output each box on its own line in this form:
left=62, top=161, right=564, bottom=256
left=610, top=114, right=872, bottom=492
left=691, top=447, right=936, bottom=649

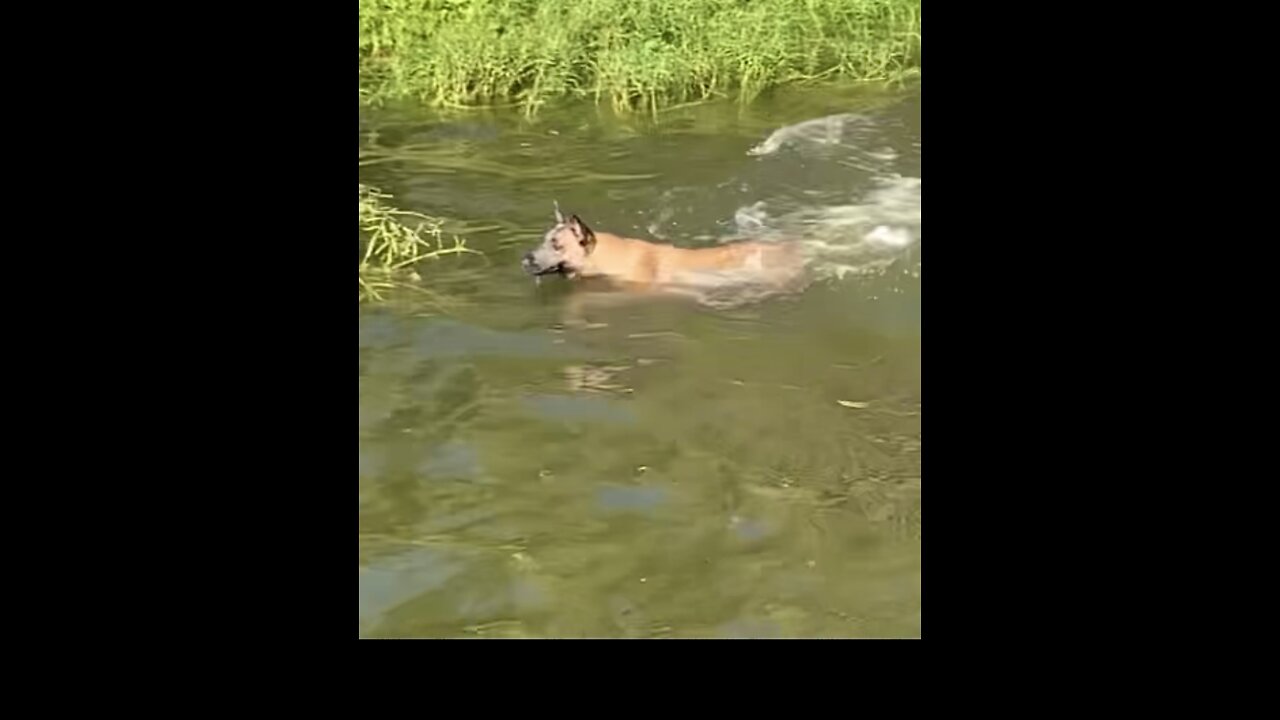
left=522, top=253, right=565, bottom=276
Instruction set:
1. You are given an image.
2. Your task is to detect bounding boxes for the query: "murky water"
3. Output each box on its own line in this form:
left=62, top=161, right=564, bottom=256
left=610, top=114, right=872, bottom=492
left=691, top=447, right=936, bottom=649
left=359, top=84, right=921, bottom=638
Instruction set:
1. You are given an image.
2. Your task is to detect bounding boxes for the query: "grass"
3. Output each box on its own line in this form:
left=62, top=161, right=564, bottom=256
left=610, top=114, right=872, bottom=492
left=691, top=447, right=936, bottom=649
left=359, top=0, right=920, bottom=114
left=359, top=184, right=482, bottom=303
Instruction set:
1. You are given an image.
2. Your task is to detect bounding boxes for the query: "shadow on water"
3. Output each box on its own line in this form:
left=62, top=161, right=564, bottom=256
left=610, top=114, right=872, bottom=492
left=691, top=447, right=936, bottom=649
left=359, top=82, right=920, bottom=638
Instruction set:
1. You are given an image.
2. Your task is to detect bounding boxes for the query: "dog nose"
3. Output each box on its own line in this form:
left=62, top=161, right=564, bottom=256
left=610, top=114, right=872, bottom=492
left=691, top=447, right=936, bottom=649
left=522, top=252, right=533, bottom=264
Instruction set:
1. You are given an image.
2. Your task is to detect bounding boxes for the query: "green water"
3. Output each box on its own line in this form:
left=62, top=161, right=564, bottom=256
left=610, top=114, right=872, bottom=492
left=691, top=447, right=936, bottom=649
left=359, top=84, right=921, bottom=638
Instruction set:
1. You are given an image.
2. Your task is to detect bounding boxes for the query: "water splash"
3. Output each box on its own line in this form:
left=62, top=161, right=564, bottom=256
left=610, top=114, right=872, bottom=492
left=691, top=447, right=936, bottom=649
left=748, top=113, right=874, bottom=156
left=733, top=175, right=920, bottom=281
left=747, top=113, right=899, bottom=173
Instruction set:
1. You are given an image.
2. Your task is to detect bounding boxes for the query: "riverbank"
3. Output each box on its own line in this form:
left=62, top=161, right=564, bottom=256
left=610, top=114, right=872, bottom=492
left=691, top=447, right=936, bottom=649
left=359, top=0, right=920, bottom=113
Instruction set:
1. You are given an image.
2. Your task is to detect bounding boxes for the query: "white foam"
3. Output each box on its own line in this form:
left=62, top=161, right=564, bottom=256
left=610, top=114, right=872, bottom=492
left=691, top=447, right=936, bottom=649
left=731, top=175, right=920, bottom=281
left=747, top=113, right=874, bottom=156
left=866, top=225, right=912, bottom=248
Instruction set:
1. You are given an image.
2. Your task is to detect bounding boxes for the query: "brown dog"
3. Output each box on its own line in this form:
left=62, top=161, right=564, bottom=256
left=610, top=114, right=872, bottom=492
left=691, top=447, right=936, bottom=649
left=521, top=206, right=808, bottom=307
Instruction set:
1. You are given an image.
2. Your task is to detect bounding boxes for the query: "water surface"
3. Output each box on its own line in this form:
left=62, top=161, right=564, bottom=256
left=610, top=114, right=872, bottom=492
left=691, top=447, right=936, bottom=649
left=359, top=84, right=921, bottom=638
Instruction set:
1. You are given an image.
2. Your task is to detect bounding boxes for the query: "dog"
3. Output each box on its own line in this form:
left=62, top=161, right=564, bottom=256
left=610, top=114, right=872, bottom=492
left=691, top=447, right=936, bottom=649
left=521, top=205, right=809, bottom=311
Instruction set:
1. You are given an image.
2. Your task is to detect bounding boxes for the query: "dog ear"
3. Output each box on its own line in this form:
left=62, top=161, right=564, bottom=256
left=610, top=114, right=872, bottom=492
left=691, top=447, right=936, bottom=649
left=553, top=200, right=565, bottom=225
left=569, top=214, right=596, bottom=252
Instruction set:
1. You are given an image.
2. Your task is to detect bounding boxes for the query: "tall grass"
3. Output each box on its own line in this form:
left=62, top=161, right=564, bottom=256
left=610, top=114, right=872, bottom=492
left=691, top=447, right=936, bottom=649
left=359, top=184, right=482, bottom=302
left=359, top=0, right=920, bottom=113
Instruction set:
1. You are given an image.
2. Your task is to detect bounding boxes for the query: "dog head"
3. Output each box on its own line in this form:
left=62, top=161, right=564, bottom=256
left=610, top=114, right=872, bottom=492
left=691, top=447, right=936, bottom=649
left=522, top=203, right=597, bottom=278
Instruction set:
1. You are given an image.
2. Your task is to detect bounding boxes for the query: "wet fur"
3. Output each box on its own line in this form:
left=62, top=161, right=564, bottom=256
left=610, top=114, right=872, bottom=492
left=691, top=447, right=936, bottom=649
left=522, top=208, right=808, bottom=303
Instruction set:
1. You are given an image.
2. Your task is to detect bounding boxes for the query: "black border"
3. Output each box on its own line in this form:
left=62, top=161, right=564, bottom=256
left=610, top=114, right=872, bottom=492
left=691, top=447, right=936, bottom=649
left=75, top=3, right=1170, bottom=644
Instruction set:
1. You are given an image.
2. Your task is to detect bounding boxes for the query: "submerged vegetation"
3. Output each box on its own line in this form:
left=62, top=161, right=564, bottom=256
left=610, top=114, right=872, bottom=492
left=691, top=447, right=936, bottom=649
left=359, top=0, right=921, bottom=113
left=358, top=184, right=482, bottom=302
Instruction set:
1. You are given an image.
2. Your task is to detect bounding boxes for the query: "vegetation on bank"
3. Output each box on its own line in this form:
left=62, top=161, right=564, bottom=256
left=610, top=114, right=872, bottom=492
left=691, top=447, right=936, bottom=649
left=359, top=0, right=920, bottom=113
left=359, top=184, right=481, bottom=302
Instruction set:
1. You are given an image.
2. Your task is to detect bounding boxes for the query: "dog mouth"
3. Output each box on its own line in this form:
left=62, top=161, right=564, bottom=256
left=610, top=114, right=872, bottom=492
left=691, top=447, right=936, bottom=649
left=524, top=258, right=567, bottom=277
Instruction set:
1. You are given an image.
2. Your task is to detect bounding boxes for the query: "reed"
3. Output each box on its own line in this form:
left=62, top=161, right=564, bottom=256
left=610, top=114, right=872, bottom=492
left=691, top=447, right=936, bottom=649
left=359, top=0, right=920, bottom=113
left=358, top=184, right=482, bottom=302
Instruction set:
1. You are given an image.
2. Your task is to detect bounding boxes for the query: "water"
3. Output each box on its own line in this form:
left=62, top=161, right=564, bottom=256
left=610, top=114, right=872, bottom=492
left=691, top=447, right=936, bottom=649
left=359, top=84, right=921, bottom=638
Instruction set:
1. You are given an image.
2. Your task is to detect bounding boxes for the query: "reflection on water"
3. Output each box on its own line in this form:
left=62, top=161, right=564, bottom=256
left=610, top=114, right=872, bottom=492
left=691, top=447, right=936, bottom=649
left=360, top=83, right=920, bottom=638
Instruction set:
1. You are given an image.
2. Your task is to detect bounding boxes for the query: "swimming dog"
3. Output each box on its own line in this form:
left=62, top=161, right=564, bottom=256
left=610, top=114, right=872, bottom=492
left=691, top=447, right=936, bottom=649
left=521, top=204, right=807, bottom=303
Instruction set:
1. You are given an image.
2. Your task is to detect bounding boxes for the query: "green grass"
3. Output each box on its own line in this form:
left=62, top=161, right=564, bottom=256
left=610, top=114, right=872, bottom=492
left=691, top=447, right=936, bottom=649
left=359, top=0, right=920, bottom=113
left=359, top=184, right=482, bottom=303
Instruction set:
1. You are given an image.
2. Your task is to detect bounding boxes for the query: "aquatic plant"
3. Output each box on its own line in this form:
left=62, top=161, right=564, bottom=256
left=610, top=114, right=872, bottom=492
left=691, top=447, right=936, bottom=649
left=359, top=184, right=482, bottom=302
